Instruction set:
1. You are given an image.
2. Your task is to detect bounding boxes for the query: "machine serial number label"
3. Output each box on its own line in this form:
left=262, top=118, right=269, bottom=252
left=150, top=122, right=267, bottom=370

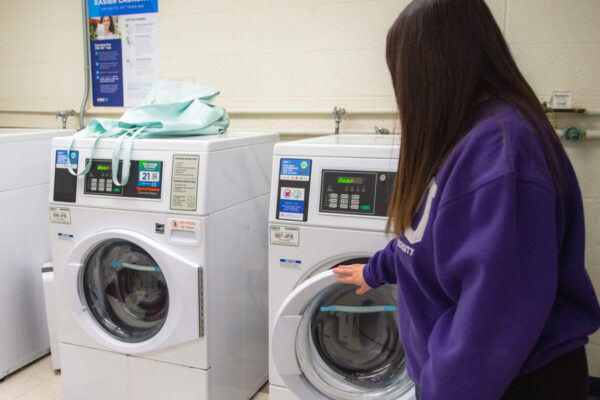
left=270, top=226, right=299, bottom=246
left=49, top=207, right=71, bottom=224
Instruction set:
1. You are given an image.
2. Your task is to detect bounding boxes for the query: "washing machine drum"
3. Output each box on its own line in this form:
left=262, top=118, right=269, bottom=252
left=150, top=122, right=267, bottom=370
left=82, top=239, right=169, bottom=343
left=295, top=281, right=412, bottom=399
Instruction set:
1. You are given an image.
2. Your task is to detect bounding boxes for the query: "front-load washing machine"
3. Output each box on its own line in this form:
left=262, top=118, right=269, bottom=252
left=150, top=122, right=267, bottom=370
left=49, top=132, right=278, bottom=400
left=268, top=135, right=415, bottom=400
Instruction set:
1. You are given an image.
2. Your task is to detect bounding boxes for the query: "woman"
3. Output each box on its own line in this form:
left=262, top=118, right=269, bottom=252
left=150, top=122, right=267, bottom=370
left=333, top=0, right=600, bottom=399
left=97, top=16, right=117, bottom=39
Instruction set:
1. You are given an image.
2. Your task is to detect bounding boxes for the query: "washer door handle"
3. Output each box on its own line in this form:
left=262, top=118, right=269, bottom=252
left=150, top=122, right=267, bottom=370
left=66, top=262, right=86, bottom=312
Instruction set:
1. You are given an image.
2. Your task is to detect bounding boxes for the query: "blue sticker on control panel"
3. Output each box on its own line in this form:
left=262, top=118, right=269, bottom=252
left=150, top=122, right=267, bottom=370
left=280, top=159, right=311, bottom=181
left=138, top=161, right=162, bottom=188
left=56, top=150, right=78, bottom=169
left=279, top=187, right=306, bottom=221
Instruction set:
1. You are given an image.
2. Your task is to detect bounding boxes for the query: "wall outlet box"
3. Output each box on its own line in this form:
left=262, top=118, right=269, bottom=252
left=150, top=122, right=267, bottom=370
left=552, top=91, right=572, bottom=109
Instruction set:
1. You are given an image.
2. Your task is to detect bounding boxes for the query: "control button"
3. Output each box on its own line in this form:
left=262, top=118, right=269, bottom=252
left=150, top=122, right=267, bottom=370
left=340, top=194, right=349, bottom=200
left=329, top=193, right=338, bottom=199
left=339, top=203, right=348, bottom=209
left=106, top=185, right=112, bottom=192
left=351, top=194, right=360, bottom=200
left=380, top=174, right=387, bottom=182
left=329, top=202, right=338, bottom=208
left=91, top=178, right=98, bottom=186
left=350, top=204, right=359, bottom=210
left=90, top=185, right=97, bottom=192
left=340, top=199, right=348, bottom=205
left=351, top=199, right=359, bottom=205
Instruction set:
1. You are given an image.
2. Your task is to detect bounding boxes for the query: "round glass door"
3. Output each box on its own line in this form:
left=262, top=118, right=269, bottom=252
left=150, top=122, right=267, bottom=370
left=294, top=261, right=412, bottom=399
left=82, top=239, right=169, bottom=343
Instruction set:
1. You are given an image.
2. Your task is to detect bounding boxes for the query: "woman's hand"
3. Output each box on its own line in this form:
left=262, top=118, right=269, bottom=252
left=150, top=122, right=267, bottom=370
left=332, top=264, right=372, bottom=295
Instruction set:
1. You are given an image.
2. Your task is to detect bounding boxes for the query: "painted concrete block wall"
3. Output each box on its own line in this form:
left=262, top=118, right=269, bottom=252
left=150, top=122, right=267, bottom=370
left=0, top=0, right=599, bottom=376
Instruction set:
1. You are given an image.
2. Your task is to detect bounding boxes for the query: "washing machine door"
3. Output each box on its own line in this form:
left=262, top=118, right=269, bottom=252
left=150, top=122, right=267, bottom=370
left=272, top=269, right=415, bottom=400
left=65, top=229, right=202, bottom=354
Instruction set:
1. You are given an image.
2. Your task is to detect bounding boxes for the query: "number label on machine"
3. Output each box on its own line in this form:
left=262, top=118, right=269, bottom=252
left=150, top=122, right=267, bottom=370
left=277, top=159, right=312, bottom=222
left=138, top=161, right=161, bottom=187
left=270, top=226, right=300, bottom=246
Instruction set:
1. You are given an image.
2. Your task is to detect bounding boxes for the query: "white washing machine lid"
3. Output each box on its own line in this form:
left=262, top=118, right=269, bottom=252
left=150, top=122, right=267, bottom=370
left=272, top=270, right=415, bottom=400
left=65, top=229, right=202, bottom=354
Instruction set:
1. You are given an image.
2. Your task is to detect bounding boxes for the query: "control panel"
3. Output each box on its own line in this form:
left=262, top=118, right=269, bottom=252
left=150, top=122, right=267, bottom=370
left=320, top=170, right=395, bottom=217
left=84, top=159, right=162, bottom=199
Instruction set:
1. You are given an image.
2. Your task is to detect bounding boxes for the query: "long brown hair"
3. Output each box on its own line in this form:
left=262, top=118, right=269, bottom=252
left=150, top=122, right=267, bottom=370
left=386, top=0, right=561, bottom=236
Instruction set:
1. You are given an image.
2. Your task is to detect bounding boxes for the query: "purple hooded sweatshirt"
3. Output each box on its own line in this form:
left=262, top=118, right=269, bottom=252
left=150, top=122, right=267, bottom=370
left=363, top=100, right=600, bottom=400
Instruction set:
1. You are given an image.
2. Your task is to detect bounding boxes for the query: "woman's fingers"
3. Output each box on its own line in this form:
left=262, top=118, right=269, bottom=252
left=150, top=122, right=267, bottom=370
left=335, top=275, right=357, bottom=284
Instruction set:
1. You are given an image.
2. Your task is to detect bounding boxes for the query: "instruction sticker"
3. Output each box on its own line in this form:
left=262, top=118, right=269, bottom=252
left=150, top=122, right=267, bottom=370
left=55, top=150, right=78, bottom=170
left=270, top=226, right=299, bottom=246
left=279, top=187, right=305, bottom=221
left=280, top=159, right=311, bottom=181
left=49, top=207, right=71, bottom=224
left=170, top=155, right=199, bottom=211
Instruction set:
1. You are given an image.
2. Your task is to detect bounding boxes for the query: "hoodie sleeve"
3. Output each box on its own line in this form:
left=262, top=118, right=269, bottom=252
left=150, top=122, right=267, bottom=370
left=363, top=238, right=399, bottom=289
left=420, top=174, right=558, bottom=400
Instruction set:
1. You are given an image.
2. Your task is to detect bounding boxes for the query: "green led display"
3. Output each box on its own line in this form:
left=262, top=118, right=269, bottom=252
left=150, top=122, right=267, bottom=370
left=337, top=176, right=365, bottom=184
left=361, top=205, right=371, bottom=211
left=97, top=165, right=110, bottom=171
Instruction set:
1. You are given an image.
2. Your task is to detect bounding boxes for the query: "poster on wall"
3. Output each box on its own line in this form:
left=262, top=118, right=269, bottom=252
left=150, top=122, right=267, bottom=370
left=88, top=0, right=159, bottom=107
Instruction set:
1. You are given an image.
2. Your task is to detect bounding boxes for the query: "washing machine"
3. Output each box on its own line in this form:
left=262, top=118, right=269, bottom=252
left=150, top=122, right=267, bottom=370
left=49, top=132, right=278, bottom=400
left=268, top=135, right=416, bottom=400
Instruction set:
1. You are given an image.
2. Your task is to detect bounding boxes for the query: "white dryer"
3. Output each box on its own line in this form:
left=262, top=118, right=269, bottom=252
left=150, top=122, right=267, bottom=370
left=49, top=132, right=277, bottom=400
left=268, top=135, right=415, bottom=400
left=0, top=128, right=74, bottom=380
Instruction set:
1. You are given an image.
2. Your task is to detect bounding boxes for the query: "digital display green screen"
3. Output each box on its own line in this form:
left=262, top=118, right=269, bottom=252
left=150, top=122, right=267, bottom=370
left=337, top=177, right=364, bottom=184
left=97, top=164, right=110, bottom=171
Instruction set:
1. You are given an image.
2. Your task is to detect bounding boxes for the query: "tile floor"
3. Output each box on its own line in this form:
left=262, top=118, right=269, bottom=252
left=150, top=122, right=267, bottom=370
left=0, top=355, right=269, bottom=400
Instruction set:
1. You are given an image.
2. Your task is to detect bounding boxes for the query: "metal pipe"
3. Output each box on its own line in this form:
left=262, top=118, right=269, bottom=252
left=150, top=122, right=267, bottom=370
left=332, top=106, right=346, bottom=135
left=555, top=129, right=600, bottom=141
left=79, top=0, right=91, bottom=130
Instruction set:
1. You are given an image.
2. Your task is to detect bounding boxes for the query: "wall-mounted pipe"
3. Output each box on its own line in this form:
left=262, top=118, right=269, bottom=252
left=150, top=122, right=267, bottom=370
left=79, top=0, right=91, bottom=130
left=555, top=129, right=600, bottom=141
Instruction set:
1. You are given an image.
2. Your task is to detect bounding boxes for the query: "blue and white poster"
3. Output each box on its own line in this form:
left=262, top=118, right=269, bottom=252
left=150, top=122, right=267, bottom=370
left=88, top=0, right=159, bottom=107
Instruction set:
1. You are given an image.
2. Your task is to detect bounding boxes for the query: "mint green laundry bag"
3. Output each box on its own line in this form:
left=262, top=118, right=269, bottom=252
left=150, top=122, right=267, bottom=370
left=66, top=81, right=230, bottom=186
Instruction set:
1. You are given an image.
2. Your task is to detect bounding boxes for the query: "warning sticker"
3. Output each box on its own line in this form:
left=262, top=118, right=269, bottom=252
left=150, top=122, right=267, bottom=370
left=168, top=218, right=200, bottom=232
left=170, top=155, right=199, bottom=211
